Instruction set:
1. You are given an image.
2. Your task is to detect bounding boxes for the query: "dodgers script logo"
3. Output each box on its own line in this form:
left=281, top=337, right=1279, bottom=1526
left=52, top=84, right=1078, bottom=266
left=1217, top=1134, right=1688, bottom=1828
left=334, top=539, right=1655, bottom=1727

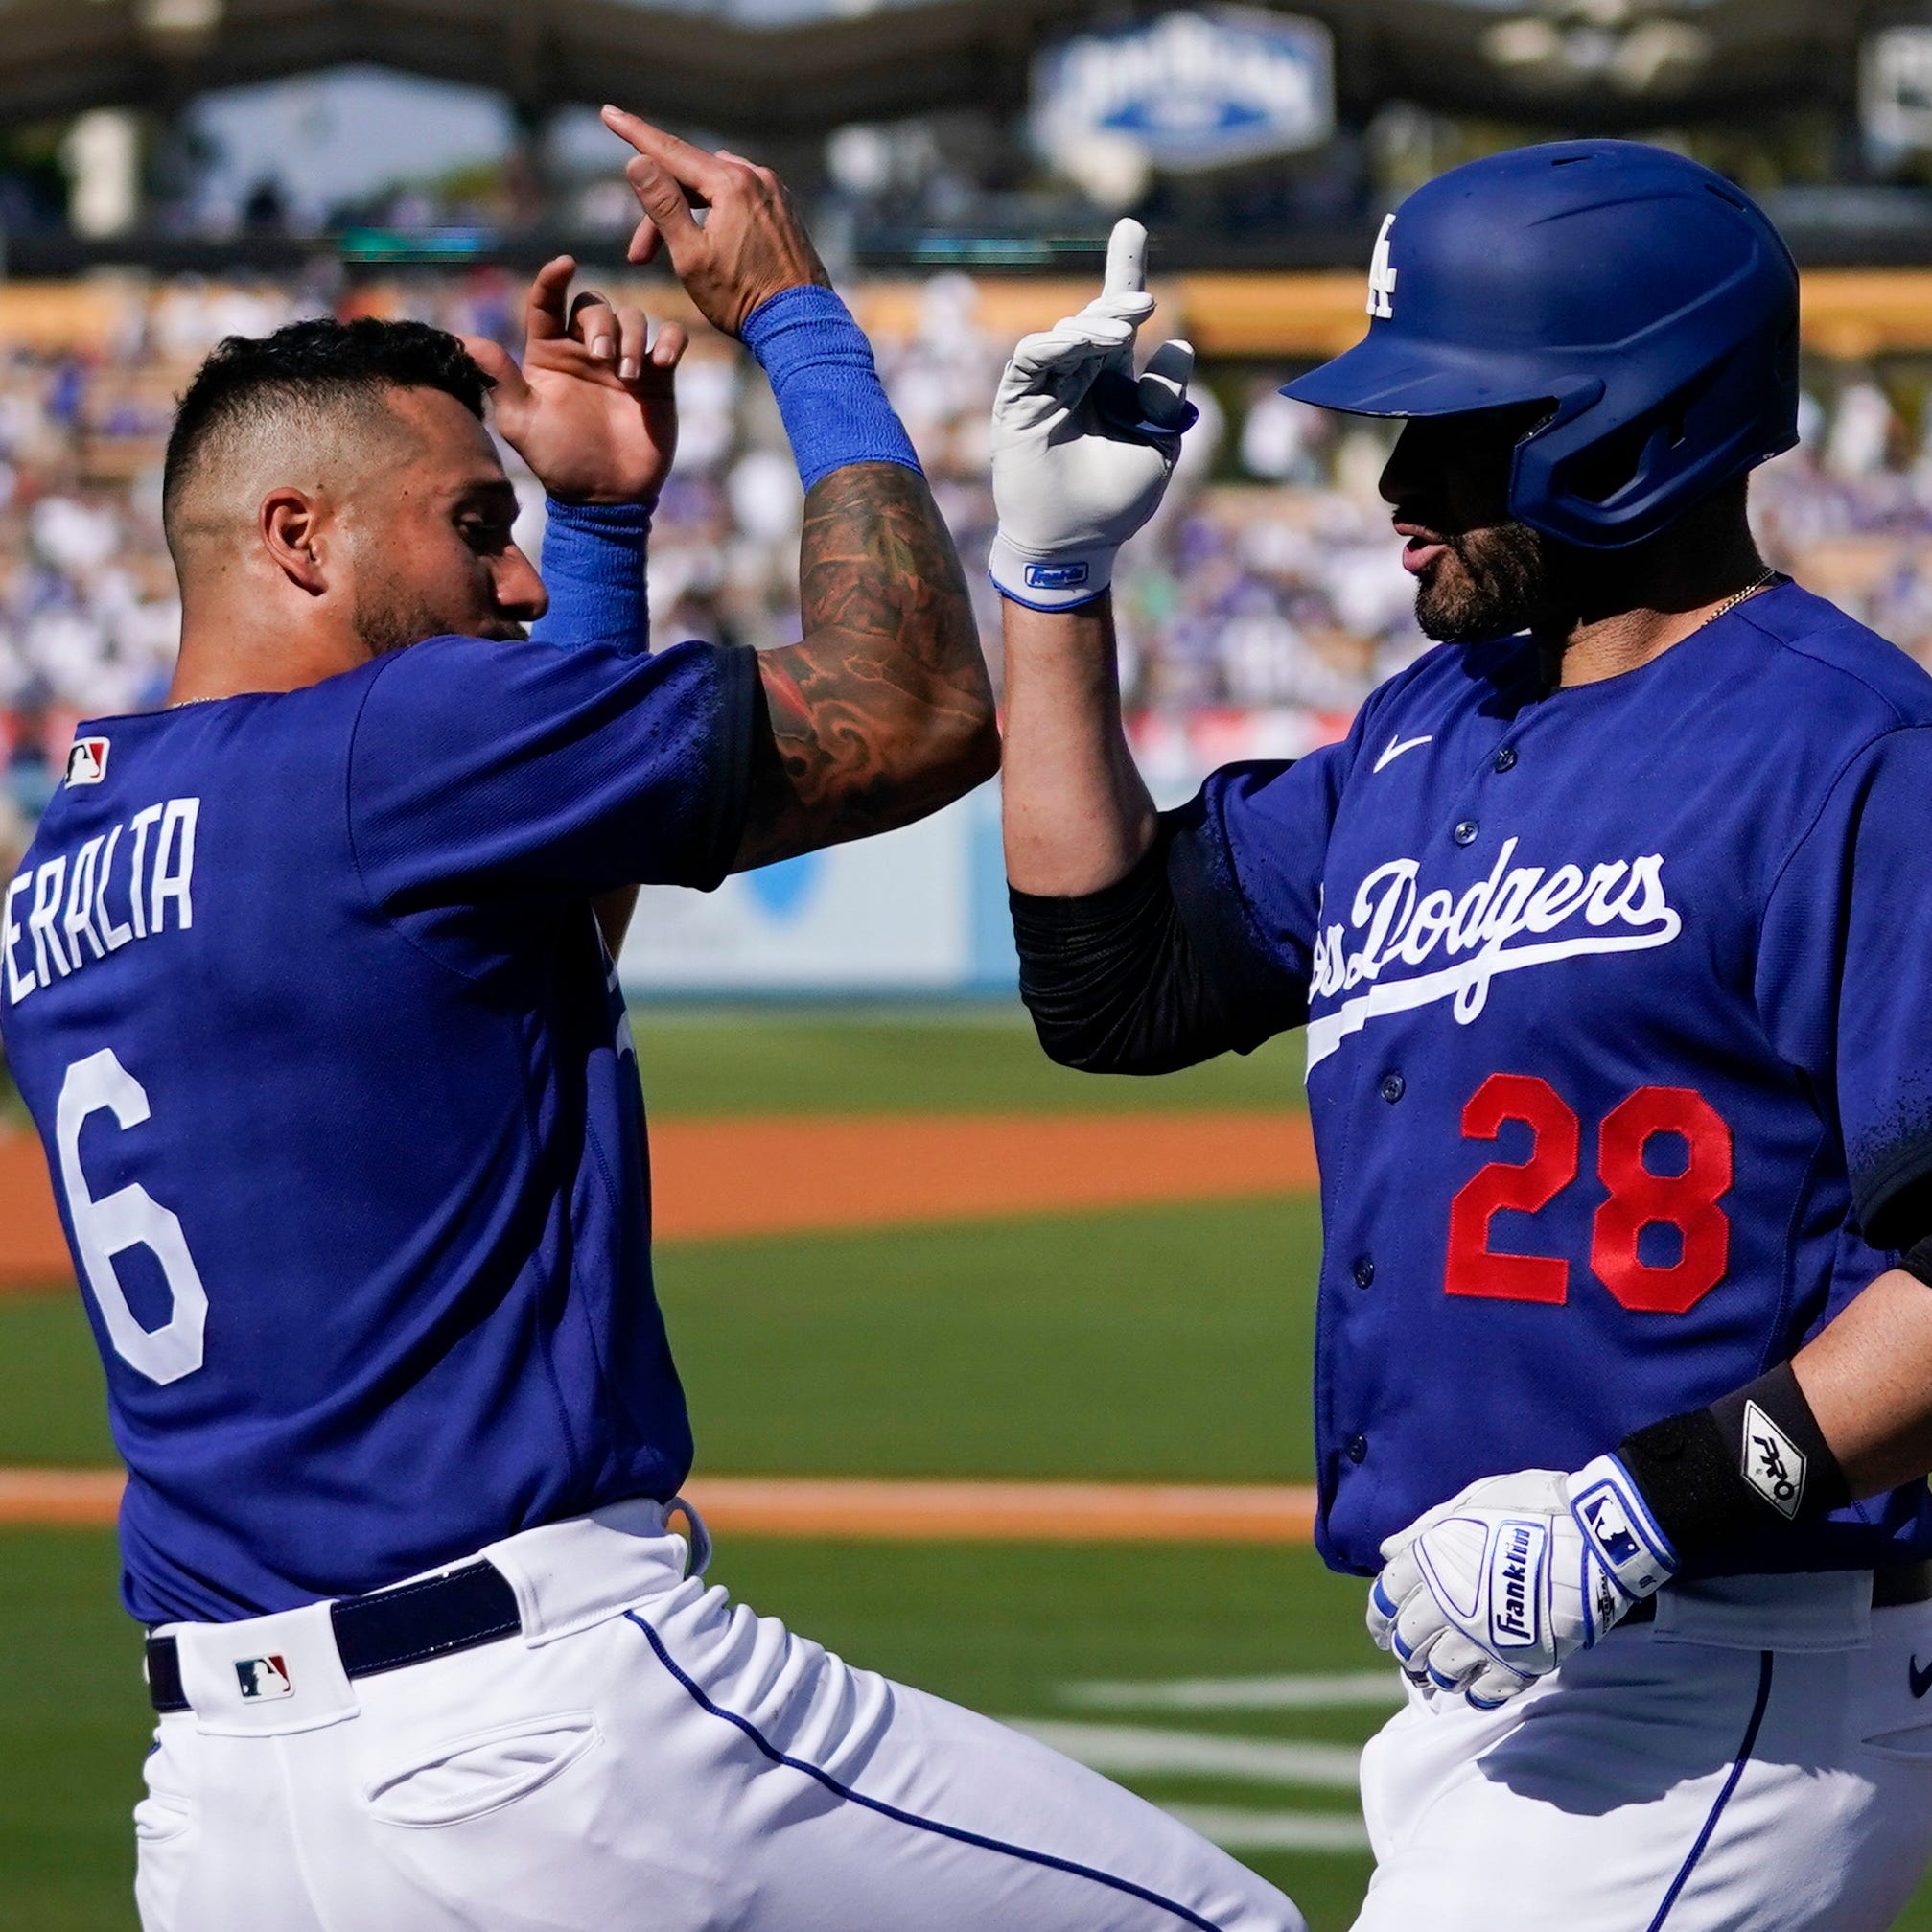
left=1305, top=835, right=1681, bottom=1068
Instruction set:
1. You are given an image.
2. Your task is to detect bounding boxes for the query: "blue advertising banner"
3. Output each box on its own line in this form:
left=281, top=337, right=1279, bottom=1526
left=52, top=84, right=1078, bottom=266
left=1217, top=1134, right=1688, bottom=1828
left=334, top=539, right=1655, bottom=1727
left=1033, top=7, right=1335, bottom=175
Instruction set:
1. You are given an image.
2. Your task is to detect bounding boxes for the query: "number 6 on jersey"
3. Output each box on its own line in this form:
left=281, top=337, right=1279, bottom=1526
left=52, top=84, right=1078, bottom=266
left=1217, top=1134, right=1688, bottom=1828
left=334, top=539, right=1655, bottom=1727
left=56, top=1048, right=207, bottom=1385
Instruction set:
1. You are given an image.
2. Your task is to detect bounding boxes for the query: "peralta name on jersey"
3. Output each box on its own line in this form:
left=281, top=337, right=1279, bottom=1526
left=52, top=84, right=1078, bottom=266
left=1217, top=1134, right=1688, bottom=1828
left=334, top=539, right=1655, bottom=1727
left=2, top=799, right=199, bottom=1006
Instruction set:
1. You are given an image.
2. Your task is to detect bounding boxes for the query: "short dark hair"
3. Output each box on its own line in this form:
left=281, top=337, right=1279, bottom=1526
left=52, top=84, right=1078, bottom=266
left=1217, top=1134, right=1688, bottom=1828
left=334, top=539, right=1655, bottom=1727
left=162, top=316, right=494, bottom=532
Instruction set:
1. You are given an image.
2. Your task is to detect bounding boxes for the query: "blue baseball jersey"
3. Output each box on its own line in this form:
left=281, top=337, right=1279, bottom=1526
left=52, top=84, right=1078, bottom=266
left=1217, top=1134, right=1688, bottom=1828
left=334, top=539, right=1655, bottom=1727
left=0, top=503, right=757, bottom=1624
left=1183, top=581, right=1932, bottom=1577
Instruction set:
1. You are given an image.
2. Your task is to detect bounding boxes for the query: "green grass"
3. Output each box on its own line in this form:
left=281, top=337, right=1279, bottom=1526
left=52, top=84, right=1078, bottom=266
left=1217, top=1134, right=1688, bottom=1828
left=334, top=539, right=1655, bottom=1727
left=0, top=1200, right=1323, bottom=1479
left=628, top=1001, right=1309, bottom=1114
left=0, top=1296, right=118, bottom=1467
left=664, top=1201, right=1321, bottom=1481
left=0, top=1532, right=145, bottom=1931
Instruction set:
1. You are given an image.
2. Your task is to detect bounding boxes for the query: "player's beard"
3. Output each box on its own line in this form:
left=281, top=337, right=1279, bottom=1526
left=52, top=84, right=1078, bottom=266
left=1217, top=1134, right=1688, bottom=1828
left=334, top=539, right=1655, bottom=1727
left=1414, top=521, right=1565, bottom=644
left=351, top=568, right=527, bottom=653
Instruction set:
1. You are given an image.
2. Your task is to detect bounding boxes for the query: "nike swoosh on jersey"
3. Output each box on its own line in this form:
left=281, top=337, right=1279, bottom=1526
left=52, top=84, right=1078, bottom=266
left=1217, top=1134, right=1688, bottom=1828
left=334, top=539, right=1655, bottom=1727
left=1372, top=733, right=1433, bottom=773
left=1911, top=1655, right=1932, bottom=1699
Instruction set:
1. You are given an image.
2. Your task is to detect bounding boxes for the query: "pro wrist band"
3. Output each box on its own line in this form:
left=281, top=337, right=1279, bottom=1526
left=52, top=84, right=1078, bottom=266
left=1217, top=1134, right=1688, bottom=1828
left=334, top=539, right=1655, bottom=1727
left=740, top=285, right=921, bottom=494
left=1617, top=1361, right=1851, bottom=1563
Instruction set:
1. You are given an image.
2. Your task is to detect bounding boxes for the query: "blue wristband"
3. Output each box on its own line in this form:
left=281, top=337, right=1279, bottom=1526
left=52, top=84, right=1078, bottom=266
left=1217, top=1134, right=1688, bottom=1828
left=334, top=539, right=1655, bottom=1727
left=740, top=284, right=921, bottom=494
left=530, top=498, right=650, bottom=654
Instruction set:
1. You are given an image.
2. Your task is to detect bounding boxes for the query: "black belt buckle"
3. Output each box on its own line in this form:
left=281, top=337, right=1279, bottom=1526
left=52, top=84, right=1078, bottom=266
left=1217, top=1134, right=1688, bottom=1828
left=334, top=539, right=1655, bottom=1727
left=146, top=1560, right=522, bottom=1715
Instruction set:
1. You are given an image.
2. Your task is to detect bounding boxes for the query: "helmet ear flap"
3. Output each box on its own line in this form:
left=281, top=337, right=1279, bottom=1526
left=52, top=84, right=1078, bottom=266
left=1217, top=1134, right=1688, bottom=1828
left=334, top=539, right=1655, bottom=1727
left=1513, top=338, right=1801, bottom=548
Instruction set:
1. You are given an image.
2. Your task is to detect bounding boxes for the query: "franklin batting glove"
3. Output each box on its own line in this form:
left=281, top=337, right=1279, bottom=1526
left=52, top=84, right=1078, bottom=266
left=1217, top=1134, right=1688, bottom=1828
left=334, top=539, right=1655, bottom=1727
left=1364, top=1455, right=1677, bottom=1711
left=989, top=218, right=1197, bottom=612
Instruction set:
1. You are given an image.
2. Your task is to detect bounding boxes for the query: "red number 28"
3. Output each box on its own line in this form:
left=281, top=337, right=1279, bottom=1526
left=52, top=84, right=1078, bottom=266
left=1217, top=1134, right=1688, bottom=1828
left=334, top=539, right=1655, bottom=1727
left=1445, top=1074, right=1732, bottom=1315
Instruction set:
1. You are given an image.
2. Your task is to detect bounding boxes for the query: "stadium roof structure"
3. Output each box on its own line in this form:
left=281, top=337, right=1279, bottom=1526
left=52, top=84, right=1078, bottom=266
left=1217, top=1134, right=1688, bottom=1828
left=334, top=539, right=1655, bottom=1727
left=0, top=0, right=1104, bottom=130
left=0, top=0, right=1883, bottom=136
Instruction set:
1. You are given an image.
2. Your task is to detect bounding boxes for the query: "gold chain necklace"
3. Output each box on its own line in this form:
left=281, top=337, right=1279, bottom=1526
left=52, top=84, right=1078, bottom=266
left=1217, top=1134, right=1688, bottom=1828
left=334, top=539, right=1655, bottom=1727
left=1696, top=565, right=1782, bottom=632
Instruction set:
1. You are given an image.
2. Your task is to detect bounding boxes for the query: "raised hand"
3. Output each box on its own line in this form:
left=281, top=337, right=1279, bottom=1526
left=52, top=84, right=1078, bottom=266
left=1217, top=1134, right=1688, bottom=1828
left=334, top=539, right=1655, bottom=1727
left=600, top=105, right=828, bottom=338
left=462, top=256, right=687, bottom=505
left=989, top=218, right=1197, bottom=610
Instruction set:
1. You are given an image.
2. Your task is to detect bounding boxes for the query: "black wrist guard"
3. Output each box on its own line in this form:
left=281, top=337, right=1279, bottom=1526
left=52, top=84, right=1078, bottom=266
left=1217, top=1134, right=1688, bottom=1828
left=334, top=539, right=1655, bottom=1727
left=1616, top=1361, right=1851, bottom=1564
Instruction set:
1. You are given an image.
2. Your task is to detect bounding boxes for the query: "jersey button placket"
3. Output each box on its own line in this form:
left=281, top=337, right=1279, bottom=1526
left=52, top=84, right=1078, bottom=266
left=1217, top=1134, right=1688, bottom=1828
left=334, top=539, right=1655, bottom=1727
left=1493, top=745, right=1518, bottom=773
left=1352, top=1255, right=1375, bottom=1289
left=1380, top=1072, right=1405, bottom=1104
left=1345, top=1434, right=1369, bottom=1464
left=1453, top=819, right=1478, bottom=847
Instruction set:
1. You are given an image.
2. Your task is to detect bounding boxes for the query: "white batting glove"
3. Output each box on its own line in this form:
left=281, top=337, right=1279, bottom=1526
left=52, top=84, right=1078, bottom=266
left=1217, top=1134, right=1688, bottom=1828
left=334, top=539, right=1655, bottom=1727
left=989, top=218, right=1197, bottom=611
left=1366, top=1455, right=1678, bottom=1711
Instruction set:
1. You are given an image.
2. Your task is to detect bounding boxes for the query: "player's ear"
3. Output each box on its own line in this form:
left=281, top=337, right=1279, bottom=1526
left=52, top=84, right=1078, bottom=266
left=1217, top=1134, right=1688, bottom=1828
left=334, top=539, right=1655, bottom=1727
left=260, top=488, right=330, bottom=596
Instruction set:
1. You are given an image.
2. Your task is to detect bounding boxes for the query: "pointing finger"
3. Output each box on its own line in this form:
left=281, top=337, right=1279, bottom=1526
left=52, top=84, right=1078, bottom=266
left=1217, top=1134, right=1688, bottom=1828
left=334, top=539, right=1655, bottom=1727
left=1104, top=218, right=1149, bottom=299
left=602, top=105, right=732, bottom=199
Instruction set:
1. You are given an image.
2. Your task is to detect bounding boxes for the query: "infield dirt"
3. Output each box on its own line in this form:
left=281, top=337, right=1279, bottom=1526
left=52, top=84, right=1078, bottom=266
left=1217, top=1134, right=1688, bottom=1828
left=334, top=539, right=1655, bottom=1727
left=0, top=1109, right=1318, bottom=1286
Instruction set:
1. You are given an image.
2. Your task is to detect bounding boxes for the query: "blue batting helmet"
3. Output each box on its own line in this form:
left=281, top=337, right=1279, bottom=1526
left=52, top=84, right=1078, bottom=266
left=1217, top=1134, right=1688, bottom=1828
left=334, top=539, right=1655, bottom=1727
left=1283, top=141, right=1800, bottom=549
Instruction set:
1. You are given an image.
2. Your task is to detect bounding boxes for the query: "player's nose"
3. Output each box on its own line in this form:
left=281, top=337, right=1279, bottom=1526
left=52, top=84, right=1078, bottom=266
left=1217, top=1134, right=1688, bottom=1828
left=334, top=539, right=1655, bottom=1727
left=497, top=546, right=549, bottom=621
left=1379, top=418, right=1432, bottom=507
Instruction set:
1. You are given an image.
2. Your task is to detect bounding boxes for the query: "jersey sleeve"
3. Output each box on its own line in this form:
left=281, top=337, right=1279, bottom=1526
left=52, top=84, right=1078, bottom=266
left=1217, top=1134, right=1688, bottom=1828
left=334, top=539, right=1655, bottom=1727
left=1756, top=725, right=1932, bottom=1247
left=347, top=632, right=759, bottom=904
left=1170, top=733, right=1356, bottom=1028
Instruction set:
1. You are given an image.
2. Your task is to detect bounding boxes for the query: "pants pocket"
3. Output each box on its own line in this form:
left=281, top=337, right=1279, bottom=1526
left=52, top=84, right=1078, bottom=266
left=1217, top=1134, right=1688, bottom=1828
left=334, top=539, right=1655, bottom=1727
left=364, top=1711, right=602, bottom=1828
left=133, top=1788, right=196, bottom=1930
left=1859, top=1717, right=1932, bottom=1765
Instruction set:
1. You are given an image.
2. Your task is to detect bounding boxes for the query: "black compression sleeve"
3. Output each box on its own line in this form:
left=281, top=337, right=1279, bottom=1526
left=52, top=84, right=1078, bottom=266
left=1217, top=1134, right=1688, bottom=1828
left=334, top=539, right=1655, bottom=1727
left=1616, top=1361, right=1851, bottom=1564
left=1010, top=811, right=1297, bottom=1075
left=1871, top=1173, right=1932, bottom=1257
left=1905, top=1237, right=1932, bottom=1291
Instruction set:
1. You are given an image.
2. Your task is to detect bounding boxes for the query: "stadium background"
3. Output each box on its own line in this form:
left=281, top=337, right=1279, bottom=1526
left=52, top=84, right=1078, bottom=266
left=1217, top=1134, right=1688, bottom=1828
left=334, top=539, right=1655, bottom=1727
left=8, top=3, right=1932, bottom=1925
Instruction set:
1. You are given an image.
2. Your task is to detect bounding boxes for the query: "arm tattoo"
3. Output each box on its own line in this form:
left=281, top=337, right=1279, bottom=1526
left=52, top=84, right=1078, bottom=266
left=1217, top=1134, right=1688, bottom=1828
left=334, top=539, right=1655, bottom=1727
left=735, top=462, right=995, bottom=871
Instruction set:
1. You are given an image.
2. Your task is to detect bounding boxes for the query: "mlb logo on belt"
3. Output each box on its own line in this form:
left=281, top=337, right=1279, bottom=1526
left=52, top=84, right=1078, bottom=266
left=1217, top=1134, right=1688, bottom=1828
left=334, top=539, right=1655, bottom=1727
left=65, top=737, right=109, bottom=787
left=234, top=1655, right=293, bottom=1700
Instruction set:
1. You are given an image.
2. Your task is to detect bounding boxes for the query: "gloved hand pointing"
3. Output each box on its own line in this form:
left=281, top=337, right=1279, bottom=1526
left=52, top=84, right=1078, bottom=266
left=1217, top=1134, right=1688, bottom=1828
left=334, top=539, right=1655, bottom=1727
left=989, top=219, right=1197, bottom=612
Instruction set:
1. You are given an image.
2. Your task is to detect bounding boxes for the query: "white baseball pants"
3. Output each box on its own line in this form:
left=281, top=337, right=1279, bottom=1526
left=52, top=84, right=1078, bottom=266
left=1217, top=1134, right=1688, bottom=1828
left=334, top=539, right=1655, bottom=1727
left=133, top=1499, right=1305, bottom=1932
left=1353, top=1570, right=1932, bottom=1932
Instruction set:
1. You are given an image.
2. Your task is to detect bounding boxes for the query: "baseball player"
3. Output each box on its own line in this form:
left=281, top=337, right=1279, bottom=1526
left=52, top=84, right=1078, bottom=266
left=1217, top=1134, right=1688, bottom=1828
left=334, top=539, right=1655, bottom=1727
left=0, top=110, right=1305, bottom=1932
left=993, top=142, right=1932, bottom=1929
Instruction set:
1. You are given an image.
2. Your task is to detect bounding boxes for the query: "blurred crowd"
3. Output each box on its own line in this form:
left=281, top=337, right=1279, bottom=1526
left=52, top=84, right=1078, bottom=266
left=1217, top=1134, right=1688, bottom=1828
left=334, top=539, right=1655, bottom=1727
left=4, top=267, right=1932, bottom=853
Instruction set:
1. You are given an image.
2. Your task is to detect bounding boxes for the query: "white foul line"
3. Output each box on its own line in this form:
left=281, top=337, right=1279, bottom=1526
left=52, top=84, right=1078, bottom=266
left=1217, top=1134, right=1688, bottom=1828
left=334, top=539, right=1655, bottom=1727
left=1058, top=1671, right=1405, bottom=1712
left=1167, top=1805, right=1372, bottom=1853
left=1009, top=1719, right=1362, bottom=1789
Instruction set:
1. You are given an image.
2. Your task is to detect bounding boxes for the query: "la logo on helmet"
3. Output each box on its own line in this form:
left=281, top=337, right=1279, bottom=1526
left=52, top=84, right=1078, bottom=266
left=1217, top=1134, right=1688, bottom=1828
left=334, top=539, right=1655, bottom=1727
left=1367, top=215, right=1397, bottom=319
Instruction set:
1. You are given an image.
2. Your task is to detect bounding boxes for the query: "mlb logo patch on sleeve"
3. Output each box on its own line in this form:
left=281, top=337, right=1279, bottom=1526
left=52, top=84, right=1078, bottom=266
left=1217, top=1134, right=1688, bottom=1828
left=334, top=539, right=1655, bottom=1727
left=65, top=737, right=109, bottom=787
left=234, top=1655, right=293, bottom=1700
